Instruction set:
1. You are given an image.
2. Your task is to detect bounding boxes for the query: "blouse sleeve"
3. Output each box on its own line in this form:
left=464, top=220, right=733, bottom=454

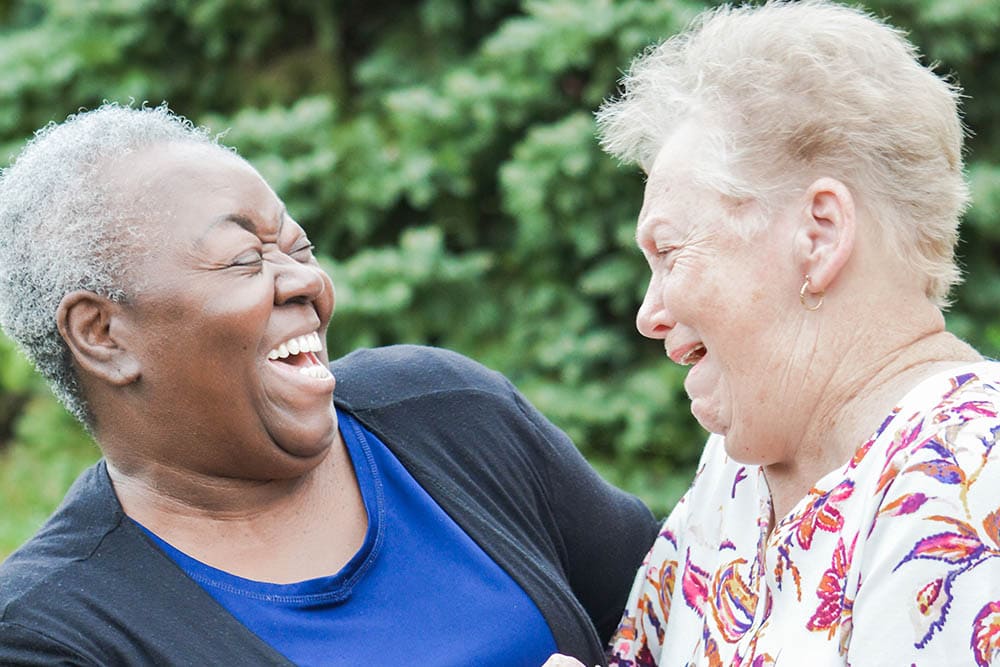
left=850, top=408, right=1000, bottom=667
left=607, top=509, right=686, bottom=666
left=606, top=435, right=729, bottom=666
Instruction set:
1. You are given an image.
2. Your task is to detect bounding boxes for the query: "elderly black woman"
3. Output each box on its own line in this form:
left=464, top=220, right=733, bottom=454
left=0, top=104, right=659, bottom=666
left=547, top=1, right=1000, bottom=666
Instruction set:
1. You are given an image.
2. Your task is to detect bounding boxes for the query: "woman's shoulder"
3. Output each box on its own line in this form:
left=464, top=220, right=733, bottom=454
left=880, top=360, right=1000, bottom=461
left=900, top=359, right=1000, bottom=413
left=842, top=361, right=1000, bottom=662
left=850, top=360, right=1000, bottom=499
left=330, top=345, right=515, bottom=411
left=330, top=344, right=491, bottom=377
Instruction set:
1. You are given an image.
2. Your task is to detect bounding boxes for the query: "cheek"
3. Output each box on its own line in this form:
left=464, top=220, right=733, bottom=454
left=200, top=282, right=273, bottom=327
left=214, top=313, right=269, bottom=348
left=719, top=353, right=800, bottom=464
left=660, top=273, right=695, bottom=316
left=318, top=272, right=336, bottom=322
left=171, top=288, right=274, bottom=379
left=664, top=271, right=725, bottom=331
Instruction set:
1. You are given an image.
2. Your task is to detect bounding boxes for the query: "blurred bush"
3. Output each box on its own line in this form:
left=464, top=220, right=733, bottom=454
left=1, top=0, right=998, bottom=557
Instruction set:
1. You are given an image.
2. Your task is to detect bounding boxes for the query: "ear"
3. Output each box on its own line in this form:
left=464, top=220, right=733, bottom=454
left=793, top=177, right=856, bottom=293
left=56, top=290, right=141, bottom=386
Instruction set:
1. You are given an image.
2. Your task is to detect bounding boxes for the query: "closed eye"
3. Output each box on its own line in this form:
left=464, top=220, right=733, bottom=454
left=230, top=250, right=263, bottom=268
left=654, top=245, right=677, bottom=266
left=290, top=241, right=315, bottom=261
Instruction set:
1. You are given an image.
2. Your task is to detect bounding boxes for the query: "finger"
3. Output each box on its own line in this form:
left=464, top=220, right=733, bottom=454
left=540, top=654, right=587, bottom=667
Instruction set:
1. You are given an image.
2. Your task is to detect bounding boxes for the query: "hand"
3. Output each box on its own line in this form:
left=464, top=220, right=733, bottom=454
left=541, top=654, right=588, bottom=667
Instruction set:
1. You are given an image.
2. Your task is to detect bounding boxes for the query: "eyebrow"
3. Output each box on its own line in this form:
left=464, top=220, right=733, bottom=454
left=634, top=215, right=681, bottom=252
left=195, top=206, right=288, bottom=245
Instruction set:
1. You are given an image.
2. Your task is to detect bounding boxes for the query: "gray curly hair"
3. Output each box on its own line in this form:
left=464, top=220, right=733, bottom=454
left=0, top=103, right=218, bottom=425
left=596, top=0, right=968, bottom=306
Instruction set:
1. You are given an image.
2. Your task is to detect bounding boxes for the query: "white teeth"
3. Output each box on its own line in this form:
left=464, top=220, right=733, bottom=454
left=680, top=344, right=707, bottom=366
left=298, top=365, right=331, bottom=379
left=267, top=332, right=324, bottom=361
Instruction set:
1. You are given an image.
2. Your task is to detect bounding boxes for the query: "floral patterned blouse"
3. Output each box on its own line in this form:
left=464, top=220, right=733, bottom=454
left=610, top=362, right=1000, bottom=666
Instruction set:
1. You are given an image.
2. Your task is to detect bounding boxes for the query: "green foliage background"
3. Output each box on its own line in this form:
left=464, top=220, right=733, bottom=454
left=1, top=0, right=998, bottom=559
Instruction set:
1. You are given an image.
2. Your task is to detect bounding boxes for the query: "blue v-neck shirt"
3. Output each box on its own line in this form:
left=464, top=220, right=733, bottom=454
left=138, top=409, right=557, bottom=666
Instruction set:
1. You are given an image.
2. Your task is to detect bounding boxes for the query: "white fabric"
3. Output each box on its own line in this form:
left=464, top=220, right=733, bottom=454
left=611, top=361, right=1000, bottom=667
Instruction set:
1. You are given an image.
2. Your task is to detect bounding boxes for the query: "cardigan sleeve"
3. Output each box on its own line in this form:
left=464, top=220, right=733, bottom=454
left=510, top=386, right=661, bottom=644
left=0, top=622, right=93, bottom=666
left=331, top=344, right=662, bottom=661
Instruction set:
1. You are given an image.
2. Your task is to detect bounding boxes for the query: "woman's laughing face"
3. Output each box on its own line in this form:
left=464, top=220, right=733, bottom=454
left=108, top=141, right=339, bottom=480
left=634, top=127, right=811, bottom=466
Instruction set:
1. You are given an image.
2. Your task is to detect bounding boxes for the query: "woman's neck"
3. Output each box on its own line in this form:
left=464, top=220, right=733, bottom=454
left=763, top=324, right=981, bottom=520
left=106, top=436, right=367, bottom=583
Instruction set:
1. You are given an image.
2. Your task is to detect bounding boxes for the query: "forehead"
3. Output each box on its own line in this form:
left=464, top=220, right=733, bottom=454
left=108, top=141, right=250, bottom=189
left=105, top=142, right=285, bottom=237
left=636, top=129, right=711, bottom=239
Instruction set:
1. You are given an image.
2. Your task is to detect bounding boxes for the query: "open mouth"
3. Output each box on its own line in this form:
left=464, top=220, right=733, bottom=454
left=267, top=332, right=331, bottom=379
left=679, top=343, right=707, bottom=366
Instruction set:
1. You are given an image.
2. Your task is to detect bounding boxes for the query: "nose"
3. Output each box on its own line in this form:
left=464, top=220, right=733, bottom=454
left=636, top=278, right=673, bottom=339
left=273, top=257, right=334, bottom=320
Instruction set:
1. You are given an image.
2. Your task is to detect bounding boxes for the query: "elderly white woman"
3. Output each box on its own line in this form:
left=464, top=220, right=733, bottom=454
left=0, top=104, right=659, bottom=666
left=548, top=2, right=1000, bottom=666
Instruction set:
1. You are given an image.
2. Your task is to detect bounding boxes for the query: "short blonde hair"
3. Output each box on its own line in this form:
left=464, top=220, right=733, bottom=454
left=596, top=0, right=968, bottom=306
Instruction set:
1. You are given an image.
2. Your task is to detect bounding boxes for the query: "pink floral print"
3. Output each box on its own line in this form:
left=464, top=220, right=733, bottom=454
left=609, top=363, right=1000, bottom=666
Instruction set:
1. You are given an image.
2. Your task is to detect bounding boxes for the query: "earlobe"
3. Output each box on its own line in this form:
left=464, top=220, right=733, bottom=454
left=56, top=291, right=141, bottom=386
left=794, top=177, right=856, bottom=294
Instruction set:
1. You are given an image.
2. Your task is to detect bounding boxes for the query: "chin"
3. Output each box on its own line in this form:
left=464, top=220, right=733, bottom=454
left=720, top=429, right=777, bottom=467
left=285, top=425, right=339, bottom=460
left=722, top=437, right=753, bottom=464
left=690, top=401, right=729, bottom=438
left=268, top=407, right=340, bottom=460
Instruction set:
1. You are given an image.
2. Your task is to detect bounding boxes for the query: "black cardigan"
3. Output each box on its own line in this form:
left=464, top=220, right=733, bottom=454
left=0, top=346, right=659, bottom=665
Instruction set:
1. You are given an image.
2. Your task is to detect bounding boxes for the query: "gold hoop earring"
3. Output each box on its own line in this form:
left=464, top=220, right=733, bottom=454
left=799, top=275, right=824, bottom=311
